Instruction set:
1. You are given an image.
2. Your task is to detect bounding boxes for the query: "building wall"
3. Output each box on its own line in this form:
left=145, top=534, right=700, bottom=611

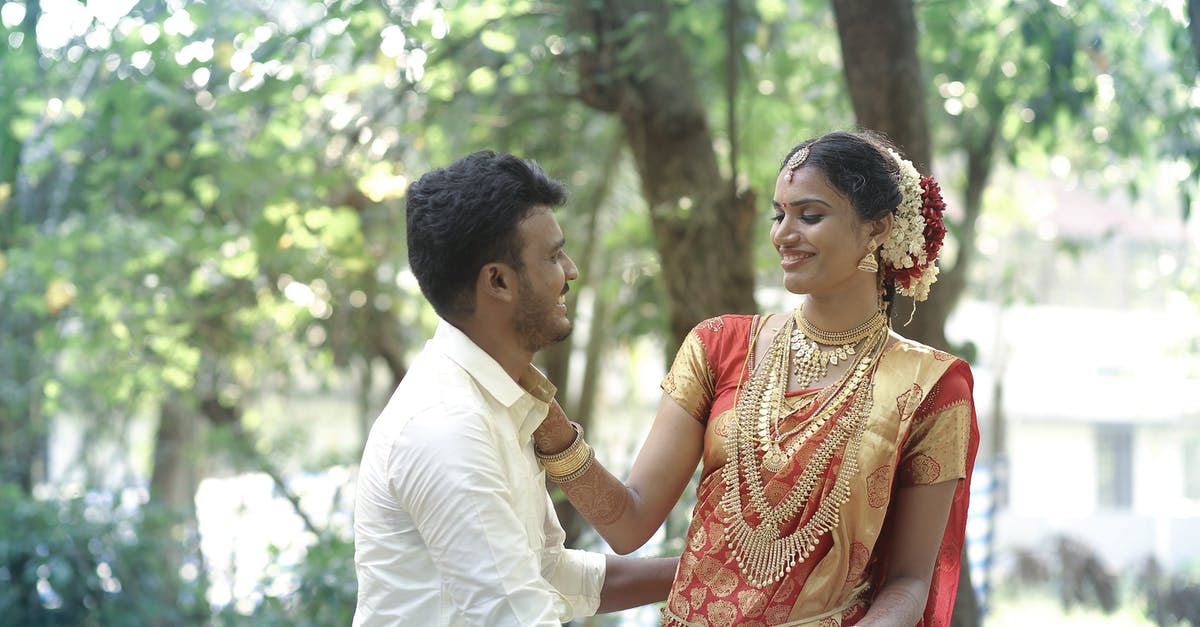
left=994, top=417, right=1200, bottom=573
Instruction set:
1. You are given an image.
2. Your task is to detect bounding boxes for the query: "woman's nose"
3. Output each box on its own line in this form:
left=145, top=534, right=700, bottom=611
left=772, top=219, right=800, bottom=246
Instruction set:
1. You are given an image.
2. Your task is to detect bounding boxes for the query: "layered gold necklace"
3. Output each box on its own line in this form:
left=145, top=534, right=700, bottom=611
left=720, top=310, right=889, bottom=588
left=791, top=307, right=887, bottom=388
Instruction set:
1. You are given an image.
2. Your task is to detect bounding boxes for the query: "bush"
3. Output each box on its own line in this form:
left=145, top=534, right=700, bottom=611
left=0, top=482, right=208, bottom=626
left=213, top=530, right=356, bottom=627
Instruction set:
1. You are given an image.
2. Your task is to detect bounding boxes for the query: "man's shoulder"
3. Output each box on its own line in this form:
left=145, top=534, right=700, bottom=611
left=394, top=348, right=488, bottom=408
left=371, top=360, right=493, bottom=443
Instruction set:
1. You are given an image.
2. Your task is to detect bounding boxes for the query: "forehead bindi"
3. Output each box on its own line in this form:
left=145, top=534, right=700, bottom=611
left=774, top=168, right=845, bottom=209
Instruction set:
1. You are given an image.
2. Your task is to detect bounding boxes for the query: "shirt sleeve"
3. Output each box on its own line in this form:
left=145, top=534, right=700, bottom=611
left=660, top=327, right=717, bottom=423
left=537, top=491, right=606, bottom=617
left=394, top=406, right=576, bottom=626
left=897, top=359, right=975, bottom=486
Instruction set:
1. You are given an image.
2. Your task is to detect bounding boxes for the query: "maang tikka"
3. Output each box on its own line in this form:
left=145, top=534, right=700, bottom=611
left=783, top=144, right=813, bottom=183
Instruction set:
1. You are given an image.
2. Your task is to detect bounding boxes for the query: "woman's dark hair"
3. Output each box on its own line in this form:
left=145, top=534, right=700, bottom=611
left=779, top=130, right=905, bottom=315
left=406, top=150, right=567, bottom=319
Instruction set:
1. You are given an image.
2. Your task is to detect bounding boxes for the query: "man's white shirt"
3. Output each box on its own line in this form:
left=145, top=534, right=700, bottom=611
left=353, top=319, right=605, bottom=626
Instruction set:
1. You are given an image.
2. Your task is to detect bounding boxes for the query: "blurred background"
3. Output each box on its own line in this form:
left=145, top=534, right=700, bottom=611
left=1, top=0, right=1198, bottom=625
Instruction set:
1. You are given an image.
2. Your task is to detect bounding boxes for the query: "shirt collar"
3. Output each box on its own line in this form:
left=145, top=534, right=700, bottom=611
left=431, top=320, right=557, bottom=435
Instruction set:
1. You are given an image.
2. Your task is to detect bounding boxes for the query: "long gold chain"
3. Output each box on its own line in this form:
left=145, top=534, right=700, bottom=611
left=721, top=314, right=889, bottom=588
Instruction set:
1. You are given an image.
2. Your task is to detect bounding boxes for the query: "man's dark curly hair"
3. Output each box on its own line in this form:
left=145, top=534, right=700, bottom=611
left=406, top=150, right=567, bottom=319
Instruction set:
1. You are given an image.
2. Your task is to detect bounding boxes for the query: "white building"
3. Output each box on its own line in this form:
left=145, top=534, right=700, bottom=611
left=952, top=168, right=1200, bottom=588
left=953, top=301, right=1200, bottom=580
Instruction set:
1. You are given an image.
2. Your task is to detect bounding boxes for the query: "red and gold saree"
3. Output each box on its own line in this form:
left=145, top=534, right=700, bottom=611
left=659, top=315, right=979, bottom=627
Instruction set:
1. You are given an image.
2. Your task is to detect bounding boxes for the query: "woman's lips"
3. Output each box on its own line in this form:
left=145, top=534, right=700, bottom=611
left=779, top=250, right=813, bottom=270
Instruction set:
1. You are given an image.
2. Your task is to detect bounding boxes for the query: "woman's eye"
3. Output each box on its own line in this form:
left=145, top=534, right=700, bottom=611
left=771, top=212, right=784, bottom=223
left=800, top=214, right=823, bottom=224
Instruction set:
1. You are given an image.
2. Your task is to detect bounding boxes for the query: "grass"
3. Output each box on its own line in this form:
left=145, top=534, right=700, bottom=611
left=986, top=592, right=1157, bottom=626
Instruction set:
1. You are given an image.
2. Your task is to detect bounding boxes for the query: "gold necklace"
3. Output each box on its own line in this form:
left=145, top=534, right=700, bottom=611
left=765, top=318, right=888, bottom=472
left=790, top=308, right=886, bottom=388
left=722, top=315, right=889, bottom=588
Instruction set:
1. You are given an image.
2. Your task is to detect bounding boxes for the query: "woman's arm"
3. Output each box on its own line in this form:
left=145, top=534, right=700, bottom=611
left=597, top=555, right=680, bottom=613
left=534, top=395, right=704, bottom=554
left=852, top=480, right=958, bottom=627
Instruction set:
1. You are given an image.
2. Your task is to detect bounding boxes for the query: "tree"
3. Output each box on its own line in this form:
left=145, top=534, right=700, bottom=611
left=0, top=0, right=48, bottom=495
left=564, top=0, right=759, bottom=346
left=830, top=0, right=948, bottom=348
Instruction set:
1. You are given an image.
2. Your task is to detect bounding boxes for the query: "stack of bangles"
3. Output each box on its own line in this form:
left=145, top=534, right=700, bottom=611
left=536, top=421, right=595, bottom=483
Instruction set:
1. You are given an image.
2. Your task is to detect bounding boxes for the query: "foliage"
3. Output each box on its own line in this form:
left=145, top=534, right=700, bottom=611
left=0, top=0, right=1197, bottom=623
left=1140, top=557, right=1200, bottom=626
left=214, top=530, right=356, bottom=627
left=0, top=482, right=208, bottom=626
left=922, top=0, right=1199, bottom=275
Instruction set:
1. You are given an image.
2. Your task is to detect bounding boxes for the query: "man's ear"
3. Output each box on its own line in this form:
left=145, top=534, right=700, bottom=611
left=478, top=262, right=517, bottom=304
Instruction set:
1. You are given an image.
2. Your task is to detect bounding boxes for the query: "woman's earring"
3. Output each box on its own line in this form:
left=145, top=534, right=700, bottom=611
left=857, top=238, right=879, bottom=273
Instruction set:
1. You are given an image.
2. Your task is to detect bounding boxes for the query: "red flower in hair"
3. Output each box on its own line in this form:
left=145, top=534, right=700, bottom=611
left=885, top=177, right=947, bottom=292
left=919, top=176, right=947, bottom=262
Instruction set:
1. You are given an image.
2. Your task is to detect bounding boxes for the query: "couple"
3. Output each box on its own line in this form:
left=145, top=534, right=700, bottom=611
left=353, top=131, right=980, bottom=627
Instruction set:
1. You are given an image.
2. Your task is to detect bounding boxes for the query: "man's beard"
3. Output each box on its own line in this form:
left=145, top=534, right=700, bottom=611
left=512, top=277, right=571, bottom=354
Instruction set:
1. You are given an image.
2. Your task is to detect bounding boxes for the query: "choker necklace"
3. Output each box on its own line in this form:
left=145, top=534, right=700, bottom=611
left=790, top=308, right=887, bottom=388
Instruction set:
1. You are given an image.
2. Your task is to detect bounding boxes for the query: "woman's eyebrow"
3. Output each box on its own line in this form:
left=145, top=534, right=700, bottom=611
left=771, top=197, right=833, bottom=209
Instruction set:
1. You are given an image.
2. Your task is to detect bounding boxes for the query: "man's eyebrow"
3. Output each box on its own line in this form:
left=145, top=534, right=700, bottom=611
left=771, top=197, right=833, bottom=209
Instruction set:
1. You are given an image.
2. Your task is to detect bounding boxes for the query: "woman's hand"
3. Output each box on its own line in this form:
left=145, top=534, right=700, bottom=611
left=533, top=399, right=578, bottom=455
left=534, top=393, right=705, bottom=554
left=853, top=480, right=958, bottom=626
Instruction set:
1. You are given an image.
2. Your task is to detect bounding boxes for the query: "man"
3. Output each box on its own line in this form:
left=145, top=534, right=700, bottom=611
left=353, top=151, right=677, bottom=626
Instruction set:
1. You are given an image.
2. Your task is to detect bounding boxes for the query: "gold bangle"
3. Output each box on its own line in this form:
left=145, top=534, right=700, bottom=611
left=537, top=421, right=593, bottom=480
left=547, top=446, right=595, bottom=483
left=541, top=440, right=592, bottom=477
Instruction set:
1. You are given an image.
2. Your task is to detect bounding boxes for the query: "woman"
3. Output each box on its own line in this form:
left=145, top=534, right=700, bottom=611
left=533, top=130, right=979, bottom=626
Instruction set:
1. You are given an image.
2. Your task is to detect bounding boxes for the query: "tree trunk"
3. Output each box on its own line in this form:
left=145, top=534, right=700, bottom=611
left=1190, top=0, right=1200, bottom=71
left=0, top=0, right=48, bottom=495
left=920, top=123, right=997, bottom=350
left=541, top=135, right=622, bottom=411
left=0, top=314, right=42, bottom=493
left=567, top=0, right=757, bottom=348
left=949, top=554, right=980, bottom=627
left=832, top=0, right=931, bottom=172
left=146, top=397, right=202, bottom=619
left=832, top=0, right=948, bottom=349
left=150, top=399, right=201, bottom=511
left=832, top=2, right=980, bottom=623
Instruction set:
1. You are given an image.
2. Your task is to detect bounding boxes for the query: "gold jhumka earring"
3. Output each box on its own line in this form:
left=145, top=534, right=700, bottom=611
left=857, top=238, right=879, bottom=273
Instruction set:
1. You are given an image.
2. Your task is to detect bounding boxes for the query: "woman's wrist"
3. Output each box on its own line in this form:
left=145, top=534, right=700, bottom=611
left=534, top=401, right=578, bottom=455
left=535, top=421, right=595, bottom=482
